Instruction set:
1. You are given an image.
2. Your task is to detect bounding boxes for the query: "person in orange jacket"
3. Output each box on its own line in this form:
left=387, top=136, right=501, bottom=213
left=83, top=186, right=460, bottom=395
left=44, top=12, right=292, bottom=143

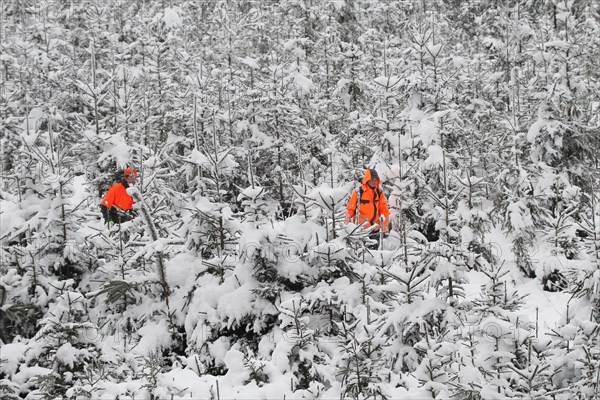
left=346, top=168, right=390, bottom=234
left=100, top=167, right=138, bottom=226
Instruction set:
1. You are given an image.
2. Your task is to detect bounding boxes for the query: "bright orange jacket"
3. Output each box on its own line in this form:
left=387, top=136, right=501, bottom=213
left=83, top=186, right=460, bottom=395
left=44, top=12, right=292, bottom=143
left=101, top=182, right=134, bottom=211
left=346, top=169, right=390, bottom=232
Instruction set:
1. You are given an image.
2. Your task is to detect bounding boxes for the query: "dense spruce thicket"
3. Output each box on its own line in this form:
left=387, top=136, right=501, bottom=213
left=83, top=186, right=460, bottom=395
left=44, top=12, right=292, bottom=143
left=1, top=0, right=599, bottom=398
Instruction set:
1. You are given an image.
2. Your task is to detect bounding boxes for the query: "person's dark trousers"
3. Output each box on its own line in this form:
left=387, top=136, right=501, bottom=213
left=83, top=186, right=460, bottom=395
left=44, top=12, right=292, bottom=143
left=100, top=205, right=134, bottom=225
left=367, top=232, right=381, bottom=250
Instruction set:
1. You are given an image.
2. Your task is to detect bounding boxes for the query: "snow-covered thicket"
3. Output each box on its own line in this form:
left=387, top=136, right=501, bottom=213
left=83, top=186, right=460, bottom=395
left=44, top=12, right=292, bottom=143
left=1, top=0, right=599, bottom=398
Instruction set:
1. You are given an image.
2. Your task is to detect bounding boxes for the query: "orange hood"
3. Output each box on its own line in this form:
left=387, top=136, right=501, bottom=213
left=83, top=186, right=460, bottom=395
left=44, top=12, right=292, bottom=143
left=362, top=168, right=380, bottom=188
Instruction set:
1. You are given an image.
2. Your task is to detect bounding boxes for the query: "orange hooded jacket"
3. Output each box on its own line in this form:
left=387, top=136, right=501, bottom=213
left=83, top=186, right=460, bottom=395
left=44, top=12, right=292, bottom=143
left=101, top=181, right=134, bottom=211
left=346, top=169, right=390, bottom=232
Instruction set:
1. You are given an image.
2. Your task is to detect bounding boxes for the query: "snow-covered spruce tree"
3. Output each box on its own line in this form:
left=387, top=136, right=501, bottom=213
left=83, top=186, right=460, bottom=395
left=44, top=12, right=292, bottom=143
left=415, top=110, right=473, bottom=250
left=537, top=173, right=581, bottom=291
left=470, top=317, right=517, bottom=397
left=325, top=230, right=399, bottom=398
left=412, top=334, right=457, bottom=399
left=388, top=91, right=435, bottom=258
left=448, top=314, right=548, bottom=398
left=0, top=103, right=94, bottom=341
left=179, top=183, right=300, bottom=390
left=375, top=259, right=435, bottom=372
left=522, top=0, right=600, bottom=300
left=267, top=181, right=384, bottom=394
left=374, top=246, right=470, bottom=397
left=369, top=73, right=407, bottom=241
left=547, top=316, right=600, bottom=398
left=496, top=165, right=547, bottom=278
left=428, top=243, right=471, bottom=307
left=0, top=0, right=103, bottom=352
left=277, top=4, right=346, bottom=192
left=490, top=284, right=558, bottom=396
left=408, top=245, right=481, bottom=396
left=70, top=24, right=115, bottom=140
left=309, top=7, right=350, bottom=140
left=336, top=310, right=392, bottom=399
left=181, top=184, right=278, bottom=381
left=131, top=4, right=184, bottom=151
left=472, top=261, right=528, bottom=317
left=339, top=34, right=401, bottom=176
left=506, top=339, right=557, bottom=399
left=467, top=1, right=540, bottom=282
left=452, top=123, right=497, bottom=264
left=389, top=11, right=465, bottom=247
left=0, top=191, right=45, bottom=343
left=403, top=110, right=489, bottom=306
left=178, top=145, right=239, bottom=261
left=568, top=185, right=600, bottom=322
left=304, top=182, right=355, bottom=243
left=0, top=379, right=19, bottom=400
left=0, top=5, right=45, bottom=188
left=474, top=0, right=534, bottom=116
left=243, top=38, right=312, bottom=212
left=525, top=0, right=597, bottom=189
left=300, top=248, right=387, bottom=395
left=21, top=287, right=112, bottom=399
left=438, top=29, right=500, bottom=263
left=335, top=41, right=371, bottom=161
left=109, top=52, right=143, bottom=144
left=465, top=260, right=550, bottom=397
left=276, top=295, right=333, bottom=394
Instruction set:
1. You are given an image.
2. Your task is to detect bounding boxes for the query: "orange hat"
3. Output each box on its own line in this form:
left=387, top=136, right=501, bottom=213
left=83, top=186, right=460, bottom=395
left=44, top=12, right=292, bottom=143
left=124, top=167, right=138, bottom=177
